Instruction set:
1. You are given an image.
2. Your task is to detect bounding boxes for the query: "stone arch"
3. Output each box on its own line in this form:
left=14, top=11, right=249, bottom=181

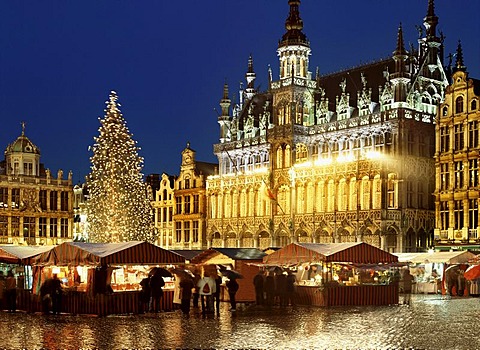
left=338, top=227, right=355, bottom=243
left=225, top=230, right=238, bottom=248
left=361, top=227, right=380, bottom=247
left=416, top=228, right=427, bottom=252
left=211, top=231, right=222, bottom=247
left=317, top=229, right=333, bottom=243
left=384, top=225, right=398, bottom=252
left=405, top=227, right=416, bottom=252
left=296, top=227, right=310, bottom=243
left=240, top=230, right=255, bottom=248
left=275, top=223, right=291, bottom=247
left=257, top=230, right=271, bottom=249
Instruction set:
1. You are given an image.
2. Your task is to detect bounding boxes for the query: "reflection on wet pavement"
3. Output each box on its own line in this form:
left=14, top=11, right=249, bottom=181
left=1, top=295, right=479, bottom=349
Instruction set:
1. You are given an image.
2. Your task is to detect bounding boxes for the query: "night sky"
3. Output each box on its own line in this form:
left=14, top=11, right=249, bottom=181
left=1, top=1, right=478, bottom=184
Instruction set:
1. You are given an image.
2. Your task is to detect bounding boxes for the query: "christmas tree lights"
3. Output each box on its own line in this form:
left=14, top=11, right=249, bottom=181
left=86, top=91, right=155, bottom=243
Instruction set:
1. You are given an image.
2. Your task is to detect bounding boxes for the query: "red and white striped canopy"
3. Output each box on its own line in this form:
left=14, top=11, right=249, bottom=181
left=263, top=242, right=398, bottom=265
left=0, top=245, right=54, bottom=265
left=31, top=241, right=185, bottom=266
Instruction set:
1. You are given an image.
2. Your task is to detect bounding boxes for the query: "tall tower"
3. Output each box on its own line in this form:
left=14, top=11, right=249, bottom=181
left=218, top=83, right=231, bottom=144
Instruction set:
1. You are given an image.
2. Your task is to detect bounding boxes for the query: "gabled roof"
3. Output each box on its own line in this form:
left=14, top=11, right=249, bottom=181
left=191, top=247, right=266, bottom=264
left=394, top=251, right=476, bottom=264
left=263, top=242, right=398, bottom=265
left=0, top=245, right=53, bottom=264
left=32, top=241, right=185, bottom=266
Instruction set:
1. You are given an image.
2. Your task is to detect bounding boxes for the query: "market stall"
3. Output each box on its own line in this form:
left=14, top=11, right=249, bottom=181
left=190, top=248, right=266, bottom=302
left=263, top=242, right=399, bottom=306
left=26, top=241, right=185, bottom=315
left=394, top=251, right=476, bottom=295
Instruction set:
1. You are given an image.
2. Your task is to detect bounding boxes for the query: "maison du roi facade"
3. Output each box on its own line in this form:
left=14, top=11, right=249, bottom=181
left=0, top=125, right=74, bottom=245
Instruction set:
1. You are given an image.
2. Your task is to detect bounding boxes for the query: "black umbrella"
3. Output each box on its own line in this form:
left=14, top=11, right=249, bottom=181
left=220, top=269, right=243, bottom=280
left=149, top=267, right=172, bottom=278
left=171, top=268, right=194, bottom=280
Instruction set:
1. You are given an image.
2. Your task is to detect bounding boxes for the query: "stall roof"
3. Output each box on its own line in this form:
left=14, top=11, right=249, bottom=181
left=263, top=242, right=398, bottom=265
left=394, top=251, right=476, bottom=264
left=31, top=241, right=186, bottom=266
left=0, top=245, right=54, bottom=265
left=170, top=250, right=204, bottom=261
left=190, top=248, right=266, bottom=264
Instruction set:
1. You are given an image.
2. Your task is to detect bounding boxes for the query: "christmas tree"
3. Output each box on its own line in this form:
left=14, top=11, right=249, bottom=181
left=86, top=91, right=155, bottom=243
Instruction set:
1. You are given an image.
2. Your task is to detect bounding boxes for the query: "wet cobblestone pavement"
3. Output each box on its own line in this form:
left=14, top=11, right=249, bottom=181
left=1, top=295, right=479, bottom=349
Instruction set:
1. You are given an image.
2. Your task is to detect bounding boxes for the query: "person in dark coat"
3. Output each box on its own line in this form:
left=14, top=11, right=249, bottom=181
left=192, top=270, right=201, bottom=309
left=179, top=277, right=194, bottom=315
left=264, top=272, right=275, bottom=307
left=149, top=272, right=165, bottom=312
left=286, top=271, right=296, bottom=306
left=5, top=270, right=17, bottom=312
left=139, top=276, right=151, bottom=313
left=253, top=270, right=264, bottom=305
left=213, top=275, right=222, bottom=315
left=225, top=278, right=239, bottom=311
left=275, top=272, right=288, bottom=307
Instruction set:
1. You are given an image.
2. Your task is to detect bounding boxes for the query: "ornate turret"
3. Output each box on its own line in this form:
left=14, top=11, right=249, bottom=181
left=277, top=0, right=311, bottom=80
left=424, top=0, right=439, bottom=42
left=218, top=83, right=231, bottom=143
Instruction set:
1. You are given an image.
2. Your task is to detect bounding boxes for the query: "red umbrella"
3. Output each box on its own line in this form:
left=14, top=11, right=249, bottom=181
left=464, top=264, right=480, bottom=280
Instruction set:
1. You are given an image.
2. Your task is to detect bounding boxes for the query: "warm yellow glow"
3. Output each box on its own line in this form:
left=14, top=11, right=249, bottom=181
left=314, top=158, right=332, bottom=166
left=365, top=150, right=383, bottom=159
left=337, top=154, right=355, bottom=163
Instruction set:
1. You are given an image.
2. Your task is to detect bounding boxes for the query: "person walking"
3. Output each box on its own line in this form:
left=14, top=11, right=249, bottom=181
left=192, top=269, right=201, bottom=309
left=402, top=269, right=414, bottom=305
left=179, top=277, right=194, bottom=316
left=197, top=274, right=215, bottom=315
left=276, top=272, right=288, bottom=307
left=226, top=278, right=239, bottom=312
left=5, top=270, right=17, bottom=312
left=253, top=270, right=264, bottom=305
left=149, top=272, right=165, bottom=312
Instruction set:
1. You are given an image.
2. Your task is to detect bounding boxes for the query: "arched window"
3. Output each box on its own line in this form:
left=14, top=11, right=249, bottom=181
left=456, top=96, right=464, bottom=114
left=442, top=106, right=448, bottom=116
left=472, top=100, right=478, bottom=111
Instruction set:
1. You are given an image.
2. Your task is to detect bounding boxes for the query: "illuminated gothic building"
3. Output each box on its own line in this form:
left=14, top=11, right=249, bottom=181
left=0, top=125, right=73, bottom=245
left=206, top=0, right=449, bottom=252
left=152, top=143, right=216, bottom=249
left=434, top=44, right=480, bottom=251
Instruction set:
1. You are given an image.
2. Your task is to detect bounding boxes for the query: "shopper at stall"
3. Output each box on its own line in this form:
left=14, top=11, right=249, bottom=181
left=139, top=276, right=151, bottom=313
left=0, top=271, right=5, bottom=310
left=50, top=274, right=63, bottom=315
left=226, top=278, right=239, bottom=312
left=253, top=270, right=264, bottom=305
left=179, top=277, right=194, bottom=316
left=264, top=272, right=275, bottom=308
left=5, top=270, right=17, bottom=312
left=149, top=272, right=165, bottom=312
left=198, top=274, right=215, bottom=315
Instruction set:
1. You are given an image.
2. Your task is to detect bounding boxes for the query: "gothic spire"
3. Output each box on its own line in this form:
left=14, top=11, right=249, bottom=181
left=394, top=24, right=407, bottom=57
left=454, top=40, right=466, bottom=72
left=279, top=0, right=308, bottom=48
left=245, top=55, right=256, bottom=100
left=219, top=82, right=231, bottom=117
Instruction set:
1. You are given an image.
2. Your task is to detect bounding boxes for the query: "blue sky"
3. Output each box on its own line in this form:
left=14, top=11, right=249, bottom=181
left=0, top=1, right=478, bottom=183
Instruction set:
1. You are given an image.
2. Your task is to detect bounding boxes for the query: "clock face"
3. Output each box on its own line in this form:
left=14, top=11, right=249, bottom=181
left=184, top=155, right=192, bottom=164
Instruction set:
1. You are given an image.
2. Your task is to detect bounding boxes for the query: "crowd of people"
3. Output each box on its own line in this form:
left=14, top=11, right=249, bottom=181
left=253, top=270, right=296, bottom=307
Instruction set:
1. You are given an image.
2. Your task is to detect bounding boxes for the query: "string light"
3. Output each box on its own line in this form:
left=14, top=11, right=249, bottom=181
left=86, top=91, right=155, bottom=243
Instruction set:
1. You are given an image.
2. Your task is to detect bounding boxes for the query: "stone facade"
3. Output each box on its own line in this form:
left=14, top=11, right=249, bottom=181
left=434, top=44, right=480, bottom=250
left=206, top=0, right=450, bottom=252
left=0, top=125, right=73, bottom=245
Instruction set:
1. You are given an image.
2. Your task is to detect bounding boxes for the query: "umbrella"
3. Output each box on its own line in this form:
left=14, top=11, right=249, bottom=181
left=220, top=269, right=243, bottom=280
left=464, top=265, right=480, bottom=280
left=171, top=268, right=194, bottom=280
left=149, top=267, right=172, bottom=278
left=268, top=266, right=284, bottom=275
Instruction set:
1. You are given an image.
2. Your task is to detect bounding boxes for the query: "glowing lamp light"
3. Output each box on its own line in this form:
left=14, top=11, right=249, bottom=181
left=52, top=267, right=61, bottom=275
